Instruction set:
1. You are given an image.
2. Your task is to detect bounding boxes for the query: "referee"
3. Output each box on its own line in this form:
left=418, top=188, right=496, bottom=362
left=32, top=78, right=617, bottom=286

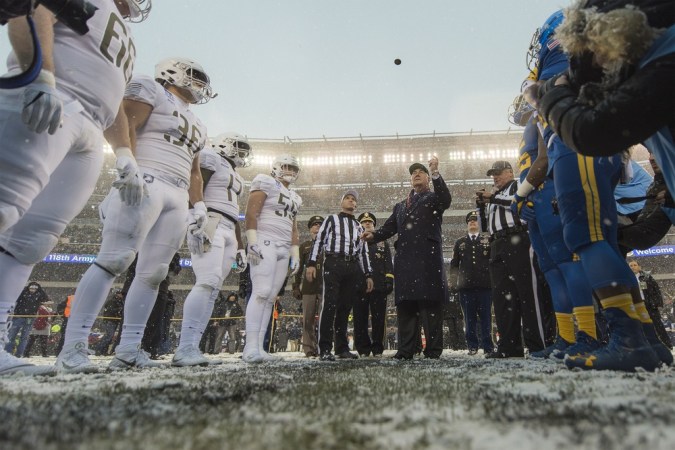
left=306, top=190, right=374, bottom=361
left=477, top=160, right=554, bottom=358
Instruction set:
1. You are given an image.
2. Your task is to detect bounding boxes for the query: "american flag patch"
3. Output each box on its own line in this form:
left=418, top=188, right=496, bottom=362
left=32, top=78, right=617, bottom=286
left=547, top=39, right=560, bottom=50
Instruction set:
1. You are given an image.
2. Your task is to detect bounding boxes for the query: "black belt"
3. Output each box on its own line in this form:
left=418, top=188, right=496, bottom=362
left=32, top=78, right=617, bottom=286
left=207, top=207, right=238, bottom=225
left=325, top=253, right=358, bottom=262
left=491, top=225, right=528, bottom=241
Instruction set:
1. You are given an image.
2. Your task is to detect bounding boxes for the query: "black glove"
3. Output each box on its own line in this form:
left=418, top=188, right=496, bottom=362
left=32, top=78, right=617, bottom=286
left=384, top=279, right=394, bottom=296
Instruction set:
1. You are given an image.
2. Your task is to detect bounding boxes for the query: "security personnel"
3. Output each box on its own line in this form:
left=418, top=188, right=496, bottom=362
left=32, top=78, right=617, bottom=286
left=306, top=190, right=374, bottom=361
left=353, top=212, right=393, bottom=357
left=449, top=212, right=494, bottom=355
left=292, top=215, right=324, bottom=357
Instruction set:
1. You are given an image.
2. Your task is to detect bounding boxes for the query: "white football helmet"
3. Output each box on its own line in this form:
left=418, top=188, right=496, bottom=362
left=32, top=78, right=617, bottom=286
left=125, top=0, right=152, bottom=22
left=213, top=132, right=253, bottom=168
left=154, top=57, right=217, bottom=104
left=272, top=154, right=300, bottom=184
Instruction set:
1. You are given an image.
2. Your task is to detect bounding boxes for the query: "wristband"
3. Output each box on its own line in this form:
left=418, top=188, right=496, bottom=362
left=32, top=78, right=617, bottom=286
left=114, top=146, right=134, bottom=159
left=516, top=179, right=535, bottom=198
left=245, top=229, right=258, bottom=246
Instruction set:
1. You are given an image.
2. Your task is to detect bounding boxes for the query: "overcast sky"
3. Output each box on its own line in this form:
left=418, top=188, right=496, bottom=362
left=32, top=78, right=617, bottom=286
left=3, top=0, right=571, bottom=139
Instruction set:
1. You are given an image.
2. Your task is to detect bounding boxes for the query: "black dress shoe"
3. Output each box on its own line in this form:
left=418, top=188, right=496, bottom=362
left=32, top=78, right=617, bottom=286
left=468, top=349, right=478, bottom=356
left=392, top=353, right=413, bottom=360
left=485, top=351, right=524, bottom=359
left=337, top=351, right=358, bottom=359
left=320, top=353, right=336, bottom=361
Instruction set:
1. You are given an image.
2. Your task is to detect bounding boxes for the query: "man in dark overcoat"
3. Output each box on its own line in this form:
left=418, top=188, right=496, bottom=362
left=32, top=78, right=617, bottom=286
left=362, top=156, right=452, bottom=359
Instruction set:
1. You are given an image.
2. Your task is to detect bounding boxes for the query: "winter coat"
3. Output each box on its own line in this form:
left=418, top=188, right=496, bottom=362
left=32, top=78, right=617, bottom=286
left=372, top=176, right=452, bottom=305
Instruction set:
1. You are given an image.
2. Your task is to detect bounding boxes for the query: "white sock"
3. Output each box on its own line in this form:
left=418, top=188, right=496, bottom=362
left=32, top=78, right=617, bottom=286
left=118, top=279, right=158, bottom=348
left=244, top=296, right=265, bottom=355
left=193, top=288, right=219, bottom=346
left=178, top=284, right=212, bottom=350
left=63, top=264, right=116, bottom=350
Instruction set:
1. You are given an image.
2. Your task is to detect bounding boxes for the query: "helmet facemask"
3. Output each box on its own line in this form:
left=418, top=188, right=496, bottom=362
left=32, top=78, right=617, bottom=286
left=125, top=0, right=152, bottom=23
left=272, top=155, right=300, bottom=184
left=214, top=133, right=253, bottom=168
left=155, top=58, right=216, bottom=105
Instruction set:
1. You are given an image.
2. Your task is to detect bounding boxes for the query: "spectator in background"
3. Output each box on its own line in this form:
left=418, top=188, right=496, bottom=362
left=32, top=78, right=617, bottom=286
left=222, top=292, right=244, bottom=354
left=5, top=282, right=49, bottom=357
left=25, top=300, right=54, bottom=358
left=629, top=260, right=672, bottom=350
left=201, top=292, right=226, bottom=354
left=93, top=289, right=125, bottom=356
left=141, top=253, right=182, bottom=359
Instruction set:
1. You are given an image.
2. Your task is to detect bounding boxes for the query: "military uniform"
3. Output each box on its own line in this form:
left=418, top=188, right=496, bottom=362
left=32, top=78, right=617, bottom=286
left=353, top=213, right=393, bottom=356
left=449, top=212, right=494, bottom=354
left=292, top=216, right=325, bottom=356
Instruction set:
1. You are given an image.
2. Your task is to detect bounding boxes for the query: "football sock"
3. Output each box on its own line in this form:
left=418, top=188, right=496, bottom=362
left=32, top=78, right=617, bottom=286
left=555, top=312, right=575, bottom=343
left=573, top=305, right=597, bottom=339
left=63, top=264, right=115, bottom=349
left=600, top=294, right=640, bottom=320
left=634, top=302, right=653, bottom=324
left=178, top=284, right=212, bottom=350
left=118, top=279, right=158, bottom=348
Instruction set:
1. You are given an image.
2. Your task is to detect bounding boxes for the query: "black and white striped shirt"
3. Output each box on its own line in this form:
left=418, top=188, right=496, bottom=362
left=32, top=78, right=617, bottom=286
left=480, top=180, right=524, bottom=235
left=308, top=212, right=373, bottom=275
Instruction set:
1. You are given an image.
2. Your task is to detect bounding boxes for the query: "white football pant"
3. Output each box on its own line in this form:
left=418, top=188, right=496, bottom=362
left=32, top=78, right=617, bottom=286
left=0, top=92, right=104, bottom=330
left=243, top=239, right=290, bottom=358
left=179, top=218, right=238, bottom=350
left=63, top=173, right=188, bottom=350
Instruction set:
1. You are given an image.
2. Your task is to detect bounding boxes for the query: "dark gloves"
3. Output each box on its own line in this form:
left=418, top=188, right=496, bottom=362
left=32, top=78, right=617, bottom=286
left=384, top=279, right=394, bottom=296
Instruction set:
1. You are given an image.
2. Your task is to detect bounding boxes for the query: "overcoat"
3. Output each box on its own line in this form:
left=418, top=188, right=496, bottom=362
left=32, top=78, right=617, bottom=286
left=373, top=176, right=451, bottom=305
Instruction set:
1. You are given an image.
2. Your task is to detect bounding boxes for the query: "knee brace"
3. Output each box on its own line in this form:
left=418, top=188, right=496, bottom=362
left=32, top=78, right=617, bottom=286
left=139, top=262, right=170, bottom=288
left=94, top=249, right=137, bottom=276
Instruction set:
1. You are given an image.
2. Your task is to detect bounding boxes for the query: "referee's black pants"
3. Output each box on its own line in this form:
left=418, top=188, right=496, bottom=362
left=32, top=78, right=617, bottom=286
left=396, top=300, right=444, bottom=359
left=318, top=256, right=364, bottom=355
left=489, top=231, right=554, bottom=355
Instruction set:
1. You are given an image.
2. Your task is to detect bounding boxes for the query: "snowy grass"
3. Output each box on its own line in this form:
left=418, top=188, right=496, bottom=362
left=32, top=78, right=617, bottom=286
left=1, top=350, right=674, bottom=450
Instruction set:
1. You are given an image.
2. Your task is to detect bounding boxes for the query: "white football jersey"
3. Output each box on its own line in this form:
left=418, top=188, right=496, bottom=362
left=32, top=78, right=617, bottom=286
left=126, top=75, right=208, bottom=185
left=200, top=147, right=244, bottom=219
left=250, top=174, right=302, bottom=243
left=7, top=0, right=134, bottom=129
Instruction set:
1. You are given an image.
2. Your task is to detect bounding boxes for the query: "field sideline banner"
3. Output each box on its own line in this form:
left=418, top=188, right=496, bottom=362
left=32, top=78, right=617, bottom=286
left=43, top=253, right=194, bottom=267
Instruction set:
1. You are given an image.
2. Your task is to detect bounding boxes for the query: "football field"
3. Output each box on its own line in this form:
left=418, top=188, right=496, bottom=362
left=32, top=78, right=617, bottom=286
left=1, top=351, right=674, bottom=450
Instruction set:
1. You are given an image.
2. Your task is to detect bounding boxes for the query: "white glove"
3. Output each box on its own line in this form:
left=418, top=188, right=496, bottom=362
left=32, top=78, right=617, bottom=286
left=245, top=229, right=263, bottom=265
left=289, top=245, right=300, bottom=276
left=21, top=70, right=63, bottom=135
left=188, top=201, right=208, bottom=236
left=233, top=249, right=247, bottom=273
left=187, top=229, right=207, bottom=255
left=112, top=147, right=147, bottom=207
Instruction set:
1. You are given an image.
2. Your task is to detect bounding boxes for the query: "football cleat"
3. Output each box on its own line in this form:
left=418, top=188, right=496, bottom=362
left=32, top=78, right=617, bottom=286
left=642, top=323, right=673, bottom=366
left=565, top=308, right=659, bottom=372
left=56, top=342, right=99, bottom=374
left=109, top=344, right=163, bottom=370
left=0, top=350, right=56, bottom=376
left=529, top=335, right=572, bottom=359
left=171, top=345, right=209, bottom=367
left=564, top=330, right=602, bottom=358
